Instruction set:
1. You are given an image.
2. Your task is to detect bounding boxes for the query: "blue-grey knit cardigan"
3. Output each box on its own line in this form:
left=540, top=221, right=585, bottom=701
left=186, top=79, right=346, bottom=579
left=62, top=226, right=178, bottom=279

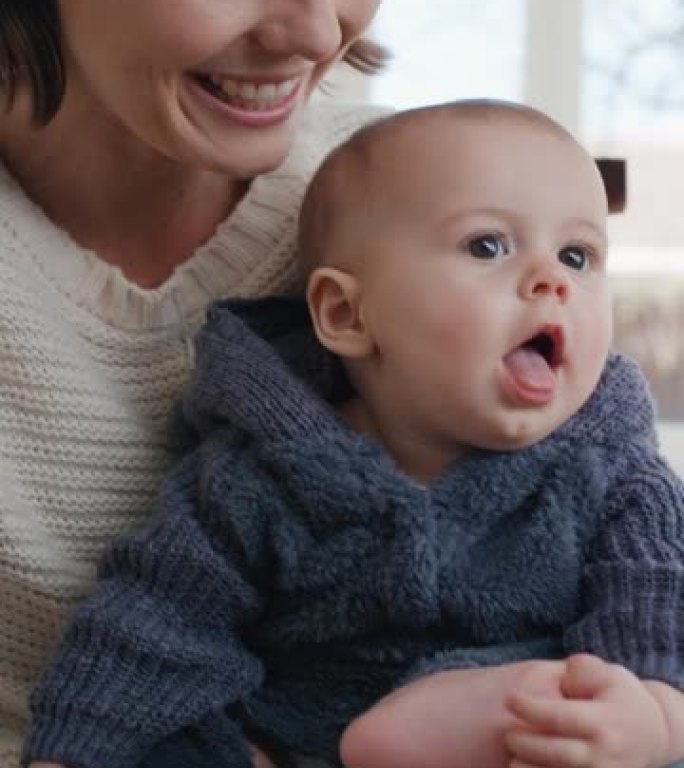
left=25, top=297, right=684, bottom=768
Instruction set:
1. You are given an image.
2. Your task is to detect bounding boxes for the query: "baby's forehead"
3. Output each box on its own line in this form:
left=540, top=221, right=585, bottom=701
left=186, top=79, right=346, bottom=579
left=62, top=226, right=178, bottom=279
left=305, top=102, right=592, bottom=234
left=348, top=107, right=594, bottom=214
left=360, top=105, right=561, bottom=164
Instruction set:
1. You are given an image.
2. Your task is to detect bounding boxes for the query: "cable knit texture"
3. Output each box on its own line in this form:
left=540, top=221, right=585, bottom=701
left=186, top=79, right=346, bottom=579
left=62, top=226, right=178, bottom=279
left=24, top=296, right=684, bottom=768
left=0, top=101, right=388, bottom=768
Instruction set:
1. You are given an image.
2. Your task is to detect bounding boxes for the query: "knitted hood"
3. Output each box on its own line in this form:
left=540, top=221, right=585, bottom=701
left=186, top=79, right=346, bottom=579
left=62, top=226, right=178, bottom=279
left=183, top=295, right=655, bottom=453
left=179, top=296, right=351, bottom=442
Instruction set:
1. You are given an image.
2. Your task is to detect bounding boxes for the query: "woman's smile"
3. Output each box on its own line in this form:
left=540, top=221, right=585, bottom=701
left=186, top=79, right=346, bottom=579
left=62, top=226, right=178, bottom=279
left=185, top=71, right=305, bottom=127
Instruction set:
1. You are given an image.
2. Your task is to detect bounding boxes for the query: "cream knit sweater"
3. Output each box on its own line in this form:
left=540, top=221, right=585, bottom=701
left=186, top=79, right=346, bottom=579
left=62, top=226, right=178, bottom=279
left=0, top=101, right=384, bottom=767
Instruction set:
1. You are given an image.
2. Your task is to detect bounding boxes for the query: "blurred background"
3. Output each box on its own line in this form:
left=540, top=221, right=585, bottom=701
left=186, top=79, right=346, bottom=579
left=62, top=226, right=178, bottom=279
left=327, top=0, right=684, bottom=474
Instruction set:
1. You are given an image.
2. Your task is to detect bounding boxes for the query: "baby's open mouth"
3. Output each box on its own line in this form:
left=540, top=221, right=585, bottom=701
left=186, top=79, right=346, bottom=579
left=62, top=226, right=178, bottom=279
left=520, top=325, right=565, bottom=369
left=501, top=324, right=565, bottom=403
left=190, top=73, right=300, bottom=111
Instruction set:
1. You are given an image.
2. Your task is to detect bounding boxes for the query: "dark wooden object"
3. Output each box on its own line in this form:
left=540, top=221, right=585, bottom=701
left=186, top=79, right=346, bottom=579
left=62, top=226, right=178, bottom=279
left=595, top=157, right=626, bottom=214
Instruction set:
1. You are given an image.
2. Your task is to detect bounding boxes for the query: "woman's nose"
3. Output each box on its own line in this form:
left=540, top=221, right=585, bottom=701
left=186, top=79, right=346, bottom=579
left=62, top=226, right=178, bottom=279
left=519, top=258, right=570, bottom=303
left=255, top=0, right=343, bottom=62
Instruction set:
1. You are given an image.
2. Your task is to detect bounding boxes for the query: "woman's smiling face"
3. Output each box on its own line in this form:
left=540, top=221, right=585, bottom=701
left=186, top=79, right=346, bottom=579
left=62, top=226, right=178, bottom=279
left=57, top=0, right=382, bottom=176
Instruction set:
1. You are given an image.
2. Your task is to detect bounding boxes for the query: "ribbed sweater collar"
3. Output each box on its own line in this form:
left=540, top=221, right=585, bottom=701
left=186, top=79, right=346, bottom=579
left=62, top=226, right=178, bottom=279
left=0, top=114, right=318, bottom=332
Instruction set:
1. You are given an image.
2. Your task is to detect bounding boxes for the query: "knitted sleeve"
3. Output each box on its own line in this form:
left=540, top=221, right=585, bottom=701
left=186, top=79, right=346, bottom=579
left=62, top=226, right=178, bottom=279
left=23, top=449, right=266, bottom=768
left=399, top=637, right=564, bottom=684
left=563, top=447, right=684, bottom=689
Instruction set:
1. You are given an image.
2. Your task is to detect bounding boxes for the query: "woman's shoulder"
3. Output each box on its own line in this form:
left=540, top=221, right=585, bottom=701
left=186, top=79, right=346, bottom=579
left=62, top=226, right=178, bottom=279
left=217, top=100, right=393, bottom=297
left=303, top=99, right=393, bottom=144
left=283, top=100, right=392, bottom=179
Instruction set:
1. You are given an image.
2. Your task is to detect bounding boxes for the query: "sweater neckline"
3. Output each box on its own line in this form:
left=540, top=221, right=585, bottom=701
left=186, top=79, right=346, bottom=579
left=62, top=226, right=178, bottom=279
left=0, top=121, right=311, bottom=332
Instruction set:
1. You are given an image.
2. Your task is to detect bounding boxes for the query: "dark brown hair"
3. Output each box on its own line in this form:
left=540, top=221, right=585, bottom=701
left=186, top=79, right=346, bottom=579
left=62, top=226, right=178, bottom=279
left=0, top=1, right=388, bottom=126
left=0, top=1, right=64, bottom=125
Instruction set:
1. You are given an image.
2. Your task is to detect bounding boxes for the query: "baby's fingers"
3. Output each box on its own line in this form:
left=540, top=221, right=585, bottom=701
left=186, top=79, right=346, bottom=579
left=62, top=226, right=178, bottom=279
left=509, top=762, right=546, bottom=768
left=561, top=654, right=613, bottom=700
left=506, top=691, right=596, bottom=737
left=506, top=729, right=590, bottom=768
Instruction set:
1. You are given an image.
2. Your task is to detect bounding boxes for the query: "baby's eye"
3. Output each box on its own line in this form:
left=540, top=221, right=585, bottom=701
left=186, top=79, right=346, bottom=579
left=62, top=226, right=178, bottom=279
left=467, top=234, right=508, bottom=260
left=558, top=246, right=588, bottom=271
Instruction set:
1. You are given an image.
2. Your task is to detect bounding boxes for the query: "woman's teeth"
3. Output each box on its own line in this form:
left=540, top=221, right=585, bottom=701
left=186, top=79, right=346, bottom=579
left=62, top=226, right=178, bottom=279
left=203, top=75, right=299, bottom=109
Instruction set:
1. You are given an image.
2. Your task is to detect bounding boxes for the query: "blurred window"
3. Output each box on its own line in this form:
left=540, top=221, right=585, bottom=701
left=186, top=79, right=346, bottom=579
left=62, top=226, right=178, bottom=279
left=370, top=0, right=525, bottom=108
left=583, top=0, right=684, bottom=472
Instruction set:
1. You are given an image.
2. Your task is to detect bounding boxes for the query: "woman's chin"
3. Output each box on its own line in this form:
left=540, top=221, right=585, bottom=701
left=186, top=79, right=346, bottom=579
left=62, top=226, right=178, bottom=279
left=174, top=78, right=306, bottom=176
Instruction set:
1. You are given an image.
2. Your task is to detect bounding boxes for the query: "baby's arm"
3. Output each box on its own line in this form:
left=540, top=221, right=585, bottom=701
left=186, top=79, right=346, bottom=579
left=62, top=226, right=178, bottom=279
left=24, top=450, right=267, bottom=768
left=340, top=656, right=684, bottom=768
left=503, top=443, right=684, bottom=767
left=505, top=653, right=683, bottom=768
left=340, top=658, right=567, bottom=768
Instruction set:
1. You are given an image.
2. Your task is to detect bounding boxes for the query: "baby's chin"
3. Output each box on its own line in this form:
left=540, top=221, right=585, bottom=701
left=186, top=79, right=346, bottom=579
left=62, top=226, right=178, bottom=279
left=472, top=415, right=567, bottom=453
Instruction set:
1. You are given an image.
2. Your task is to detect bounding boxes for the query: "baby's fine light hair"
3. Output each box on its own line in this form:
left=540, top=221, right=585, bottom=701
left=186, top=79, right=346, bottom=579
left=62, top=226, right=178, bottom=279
left=298, top=99, right=587, bottom=274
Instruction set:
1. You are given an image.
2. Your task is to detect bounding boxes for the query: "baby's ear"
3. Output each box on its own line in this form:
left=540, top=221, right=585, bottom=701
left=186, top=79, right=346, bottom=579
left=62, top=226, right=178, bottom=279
left=306, top=267, right=374, bottom=359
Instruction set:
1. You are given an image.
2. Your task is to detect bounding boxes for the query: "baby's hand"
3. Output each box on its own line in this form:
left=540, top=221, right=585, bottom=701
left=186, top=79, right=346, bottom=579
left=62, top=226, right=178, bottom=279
left=28, top=763, right=67, bottom=768
left=249, top=743, right=278, bottom=768
left=28, top=763, right=67, bottom=767
left=504, top=653, right=669, bottom=768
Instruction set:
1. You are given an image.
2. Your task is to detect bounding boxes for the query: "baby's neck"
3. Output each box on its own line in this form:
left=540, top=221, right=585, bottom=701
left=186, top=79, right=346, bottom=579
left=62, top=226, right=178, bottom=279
left=336, top=397, right=465, bottom=484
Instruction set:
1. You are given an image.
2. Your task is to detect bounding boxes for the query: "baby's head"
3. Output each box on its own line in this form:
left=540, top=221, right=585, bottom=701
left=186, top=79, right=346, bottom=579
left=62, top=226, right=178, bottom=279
left=299, top=100, right=612, bottom=479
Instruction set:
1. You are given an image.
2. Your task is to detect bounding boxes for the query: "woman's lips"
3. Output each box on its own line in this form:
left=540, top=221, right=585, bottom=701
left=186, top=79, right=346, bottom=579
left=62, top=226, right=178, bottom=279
left=185, top=73, right=304, bottom=128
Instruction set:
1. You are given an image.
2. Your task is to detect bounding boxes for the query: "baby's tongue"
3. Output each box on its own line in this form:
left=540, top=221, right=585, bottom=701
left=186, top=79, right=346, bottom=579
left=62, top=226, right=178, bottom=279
left=503, top=346, right=555, bottom=392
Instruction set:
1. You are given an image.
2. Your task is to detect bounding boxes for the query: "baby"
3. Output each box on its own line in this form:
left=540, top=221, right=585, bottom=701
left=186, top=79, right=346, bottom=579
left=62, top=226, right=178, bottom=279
left=25, top=101, right=684, bottom=768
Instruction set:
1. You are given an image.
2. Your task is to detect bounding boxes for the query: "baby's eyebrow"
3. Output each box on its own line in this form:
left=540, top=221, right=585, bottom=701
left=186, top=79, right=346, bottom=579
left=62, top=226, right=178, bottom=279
left=566, top=218, right=608, bottom=244
left=435, top=208, right=512, bottom=232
